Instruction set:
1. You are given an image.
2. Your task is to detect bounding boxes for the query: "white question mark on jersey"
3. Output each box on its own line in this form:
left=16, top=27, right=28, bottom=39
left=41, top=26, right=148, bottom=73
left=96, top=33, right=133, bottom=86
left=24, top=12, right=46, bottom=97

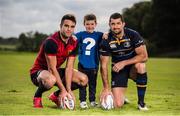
left=83, top=37, right=96, bottom=55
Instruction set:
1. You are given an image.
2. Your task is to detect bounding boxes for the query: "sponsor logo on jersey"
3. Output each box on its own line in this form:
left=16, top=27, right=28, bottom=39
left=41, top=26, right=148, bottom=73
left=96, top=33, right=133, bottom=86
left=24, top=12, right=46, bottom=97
left=112, top=81, right=115, bottom=86
left=110, top=44, right=117, bottom=49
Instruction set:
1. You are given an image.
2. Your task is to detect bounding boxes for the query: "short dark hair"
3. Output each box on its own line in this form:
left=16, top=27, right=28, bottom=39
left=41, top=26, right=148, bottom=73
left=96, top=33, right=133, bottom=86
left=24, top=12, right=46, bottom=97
left=84, top=13, right=97, bottom=24
left=109, top=12, right=124, bottom=23
left=60, top=14, right=76, bottom=27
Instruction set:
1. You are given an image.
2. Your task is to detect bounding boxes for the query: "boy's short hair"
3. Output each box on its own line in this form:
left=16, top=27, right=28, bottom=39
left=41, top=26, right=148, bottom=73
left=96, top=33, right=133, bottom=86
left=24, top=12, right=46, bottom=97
left=109, top=12, right=124, bottom=23
left=60, top=14, right=76, bottom=27
left=84, top=13, right=97, bottom=24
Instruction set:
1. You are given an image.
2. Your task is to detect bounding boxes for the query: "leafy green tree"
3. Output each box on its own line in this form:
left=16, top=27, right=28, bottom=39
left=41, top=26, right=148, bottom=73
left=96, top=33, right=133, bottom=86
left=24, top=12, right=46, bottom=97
left=123, top=1, right=152, bottom=37
left=151, top=0, right=180, bottom=54
left=32, top=31, right=48, bottom=52
left=123, top=0, right=180, bottom=57
left=16, top=31, right=48, bottom=52
left=17, top=33, right=32, bottom=51
left=122, top=1, right=156, bottom=55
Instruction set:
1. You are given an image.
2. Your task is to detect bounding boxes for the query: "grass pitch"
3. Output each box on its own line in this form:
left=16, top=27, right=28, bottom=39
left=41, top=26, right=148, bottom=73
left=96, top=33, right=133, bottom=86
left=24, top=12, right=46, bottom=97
left=0, top=51, right=180, bottom=115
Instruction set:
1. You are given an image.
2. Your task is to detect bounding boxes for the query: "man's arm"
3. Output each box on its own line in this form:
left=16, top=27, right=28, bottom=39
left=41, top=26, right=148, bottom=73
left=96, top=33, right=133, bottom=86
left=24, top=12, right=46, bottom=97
left=65, top=56, right=75, bottom=92
left=100, top=55, right=112, bottom=101
left=65, top=56, right=76, bottom=99
left=45, top=55, right=67, bottom=94
left=113, top=45, right=148, bottom=72
left=100, top=55, right=110, bottom=90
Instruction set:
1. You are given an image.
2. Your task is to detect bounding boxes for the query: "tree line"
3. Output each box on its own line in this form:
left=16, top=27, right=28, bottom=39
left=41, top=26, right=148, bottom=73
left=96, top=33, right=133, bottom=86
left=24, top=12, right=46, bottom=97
left=0, top=0, right=179, bottom=57
left=123, top=0, right=180, bottom=57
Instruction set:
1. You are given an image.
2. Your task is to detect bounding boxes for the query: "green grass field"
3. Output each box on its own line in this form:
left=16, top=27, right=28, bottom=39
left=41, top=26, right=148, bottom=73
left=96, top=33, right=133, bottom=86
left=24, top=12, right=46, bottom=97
left=0, top=51, right=180, bottom=115
left=0, top=44, right=16, bottom=51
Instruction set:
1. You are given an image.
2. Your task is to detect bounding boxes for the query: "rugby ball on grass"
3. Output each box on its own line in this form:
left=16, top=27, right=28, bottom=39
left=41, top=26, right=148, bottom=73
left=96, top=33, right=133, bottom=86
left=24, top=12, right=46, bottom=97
left=101, top=94, right=114, bottom=110
left=59, top=97, right=75, bottom=110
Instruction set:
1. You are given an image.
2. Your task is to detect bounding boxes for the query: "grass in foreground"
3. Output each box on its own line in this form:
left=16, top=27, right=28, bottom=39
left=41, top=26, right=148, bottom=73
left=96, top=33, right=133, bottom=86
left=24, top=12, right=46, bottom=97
left=0, top=52, right=180, bottom=115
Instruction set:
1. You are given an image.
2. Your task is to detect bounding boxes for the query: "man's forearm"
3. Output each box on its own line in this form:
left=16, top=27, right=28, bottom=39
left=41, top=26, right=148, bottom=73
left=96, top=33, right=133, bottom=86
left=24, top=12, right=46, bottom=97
left=100, top=67, right=110, bottom=89
left=100, top=56, right=110, bottom=90
left=123, top=45, right=148, bottom=66
left=51, top=69, right=66, bottom=92
left=65, top=67, right=73, bottom=92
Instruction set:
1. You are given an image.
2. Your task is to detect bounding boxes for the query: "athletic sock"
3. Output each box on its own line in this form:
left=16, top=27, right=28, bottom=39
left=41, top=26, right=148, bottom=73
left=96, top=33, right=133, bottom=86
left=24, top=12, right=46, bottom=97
left=54, top=90, right=60, bottom=97
left=136, top=73, right=147, bottom=104
left=34, top=86, right=48, bottom=97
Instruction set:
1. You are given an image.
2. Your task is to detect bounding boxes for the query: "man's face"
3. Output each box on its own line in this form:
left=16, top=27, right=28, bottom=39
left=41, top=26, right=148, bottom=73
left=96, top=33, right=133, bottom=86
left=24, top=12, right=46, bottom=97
left=109, top=18, right=125, bottom=35
left=84, top=20, right=97, bottom=33
left=60, top=19, right=76, bottom=38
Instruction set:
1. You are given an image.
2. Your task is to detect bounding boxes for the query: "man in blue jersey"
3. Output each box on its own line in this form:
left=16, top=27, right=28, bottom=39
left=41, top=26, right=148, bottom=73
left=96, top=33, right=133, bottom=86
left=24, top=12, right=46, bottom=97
left=99, top=12, right=149, bottom=111
left=76, top=14, right=103, bottom=109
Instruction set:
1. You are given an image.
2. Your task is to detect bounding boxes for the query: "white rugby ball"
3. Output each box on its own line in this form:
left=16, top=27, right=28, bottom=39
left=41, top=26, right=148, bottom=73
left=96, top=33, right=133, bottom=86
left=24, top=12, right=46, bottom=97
left=59, top=97, right=75, bottom=110
left=101, top=94, right=114, bottom=110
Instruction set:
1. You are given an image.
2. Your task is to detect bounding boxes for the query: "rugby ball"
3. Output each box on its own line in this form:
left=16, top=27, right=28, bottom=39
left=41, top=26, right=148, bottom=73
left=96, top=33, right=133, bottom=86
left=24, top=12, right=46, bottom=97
left=59, top=97, right=75, bottom=110
left=101, top=94, right=114, bottom=110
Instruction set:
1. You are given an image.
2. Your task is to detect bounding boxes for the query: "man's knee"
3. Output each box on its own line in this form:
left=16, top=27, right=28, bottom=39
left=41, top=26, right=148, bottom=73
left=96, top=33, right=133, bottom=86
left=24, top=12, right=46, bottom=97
left=134, top=63, right=146, bottom=74
left=38, top=71, right=56, bottom=89
left=81, top=74, right=88, bottom=86
left=115, top=100, right=124, bottom=108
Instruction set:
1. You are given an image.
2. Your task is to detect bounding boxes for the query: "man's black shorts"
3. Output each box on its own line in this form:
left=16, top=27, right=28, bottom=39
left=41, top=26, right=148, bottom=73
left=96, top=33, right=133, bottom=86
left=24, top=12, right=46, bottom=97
left=111, top=65, right=133, bottom=88
left=30, top=68, right=80, bottom=90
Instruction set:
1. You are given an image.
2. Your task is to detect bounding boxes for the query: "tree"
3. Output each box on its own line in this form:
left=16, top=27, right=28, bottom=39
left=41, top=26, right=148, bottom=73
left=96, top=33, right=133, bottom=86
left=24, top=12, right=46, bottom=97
left=122, top=1, right=156, bottom=55
left=151, top=0, right=180, bottom=54
left=32, top=31, right=47, bottom=52
left=17, top=33, right=33, bottom=51
left=122, top=1, right=152, bottom=37
left=122, top=0, right=180, bottom=56
left=16, top=31, right=48, bottom=52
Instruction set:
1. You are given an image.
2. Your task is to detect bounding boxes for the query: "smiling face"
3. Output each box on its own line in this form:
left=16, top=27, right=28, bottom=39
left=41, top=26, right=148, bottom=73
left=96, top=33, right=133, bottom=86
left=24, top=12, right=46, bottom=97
left=84, top=20, right=97, bottom=33
left=109, top=18, right=125, bottom=35
left=60, top=19, right=76, bottom=39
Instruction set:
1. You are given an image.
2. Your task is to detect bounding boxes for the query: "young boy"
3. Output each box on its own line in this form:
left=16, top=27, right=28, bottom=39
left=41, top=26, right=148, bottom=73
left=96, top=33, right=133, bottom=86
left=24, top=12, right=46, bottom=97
left=76, top=14, right=103, bottom=109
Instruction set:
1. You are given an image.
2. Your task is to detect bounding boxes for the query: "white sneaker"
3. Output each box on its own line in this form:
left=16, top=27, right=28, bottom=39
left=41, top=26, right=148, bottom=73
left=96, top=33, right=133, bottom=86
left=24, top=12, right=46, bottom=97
left=138, top=103, right=149, bottom=111
left=80, top=101, right=88, bottom=109
left=90, top=101, right=98, bottom=107
left=124, top=97, right=130, bottom=104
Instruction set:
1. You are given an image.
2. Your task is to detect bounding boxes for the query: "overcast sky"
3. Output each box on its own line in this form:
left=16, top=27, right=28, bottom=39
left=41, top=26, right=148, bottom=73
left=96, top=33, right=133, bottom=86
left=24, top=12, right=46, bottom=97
left=0, top=0, right=148, bottom=38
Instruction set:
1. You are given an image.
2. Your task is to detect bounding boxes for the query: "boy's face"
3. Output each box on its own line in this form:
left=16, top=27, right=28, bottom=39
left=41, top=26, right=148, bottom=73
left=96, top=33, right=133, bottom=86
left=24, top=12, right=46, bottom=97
left=84, top=20, right=97, bottom=33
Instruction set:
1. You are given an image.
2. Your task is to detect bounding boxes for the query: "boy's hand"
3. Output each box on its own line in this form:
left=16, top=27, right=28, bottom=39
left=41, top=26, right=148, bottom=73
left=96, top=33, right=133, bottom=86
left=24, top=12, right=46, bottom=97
left=102, top=32, right=109, bottom=39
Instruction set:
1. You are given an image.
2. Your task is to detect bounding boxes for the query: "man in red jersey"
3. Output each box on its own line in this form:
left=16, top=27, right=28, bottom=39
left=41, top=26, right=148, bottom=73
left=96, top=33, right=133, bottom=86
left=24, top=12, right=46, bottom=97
left=30, top=14, right=88, bottom=108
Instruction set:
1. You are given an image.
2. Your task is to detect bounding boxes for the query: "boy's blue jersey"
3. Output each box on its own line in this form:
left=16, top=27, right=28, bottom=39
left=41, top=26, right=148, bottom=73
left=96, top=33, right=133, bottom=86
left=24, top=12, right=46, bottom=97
left=76, top=31, right=103, bottom=69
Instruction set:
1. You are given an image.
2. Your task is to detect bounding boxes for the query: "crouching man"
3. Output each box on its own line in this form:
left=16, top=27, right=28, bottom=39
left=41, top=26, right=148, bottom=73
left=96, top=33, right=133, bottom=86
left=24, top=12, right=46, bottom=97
left=30, top=14, right=88, bottom=108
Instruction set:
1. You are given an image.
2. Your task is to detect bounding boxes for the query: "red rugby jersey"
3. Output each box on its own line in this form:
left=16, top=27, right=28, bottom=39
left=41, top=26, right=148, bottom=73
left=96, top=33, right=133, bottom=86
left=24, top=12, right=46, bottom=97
left=30, top=31, right=78, bottom=74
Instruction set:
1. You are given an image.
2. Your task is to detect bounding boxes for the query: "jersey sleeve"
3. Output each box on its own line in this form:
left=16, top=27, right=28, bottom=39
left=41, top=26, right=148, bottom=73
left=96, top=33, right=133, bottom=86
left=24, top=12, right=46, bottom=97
left=44, top=39, right=58, bottom=55
left=68, top=36, right=78, bottom=57
left=75, top=32, right=82, bottom=42
left=98, top=32, right=103, bottom=43
left=69, top=45, right=78, bottom=57
left=99, top=39, right=111, bottom=56
left=131, top=31, right=145, bottom=48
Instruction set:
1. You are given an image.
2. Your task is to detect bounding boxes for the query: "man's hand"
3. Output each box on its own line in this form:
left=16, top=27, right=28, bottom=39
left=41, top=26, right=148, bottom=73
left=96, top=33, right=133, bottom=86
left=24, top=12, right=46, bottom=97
left=112, top=61, right=126, bottom=72
left=59, top=90, right=69, bottom=102
left=100, top=88, right=112, bottom=103
left=68, top=90, right=75, bottom=102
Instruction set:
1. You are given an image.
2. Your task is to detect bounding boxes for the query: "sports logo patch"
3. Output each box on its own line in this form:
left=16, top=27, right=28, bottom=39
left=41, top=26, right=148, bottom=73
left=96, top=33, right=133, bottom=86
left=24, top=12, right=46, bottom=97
left=123, top=41, right=131, bottom=48
left=110, top=44, right=117, bottom=49
left=112, top=81, right=115, bottom=86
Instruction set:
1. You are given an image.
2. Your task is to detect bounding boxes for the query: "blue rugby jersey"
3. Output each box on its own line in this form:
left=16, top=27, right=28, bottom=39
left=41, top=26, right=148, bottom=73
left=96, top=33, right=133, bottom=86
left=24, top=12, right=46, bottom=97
left=99, top=28, right=145, bottom=63
left=76, top=31, right=103, bottom=69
